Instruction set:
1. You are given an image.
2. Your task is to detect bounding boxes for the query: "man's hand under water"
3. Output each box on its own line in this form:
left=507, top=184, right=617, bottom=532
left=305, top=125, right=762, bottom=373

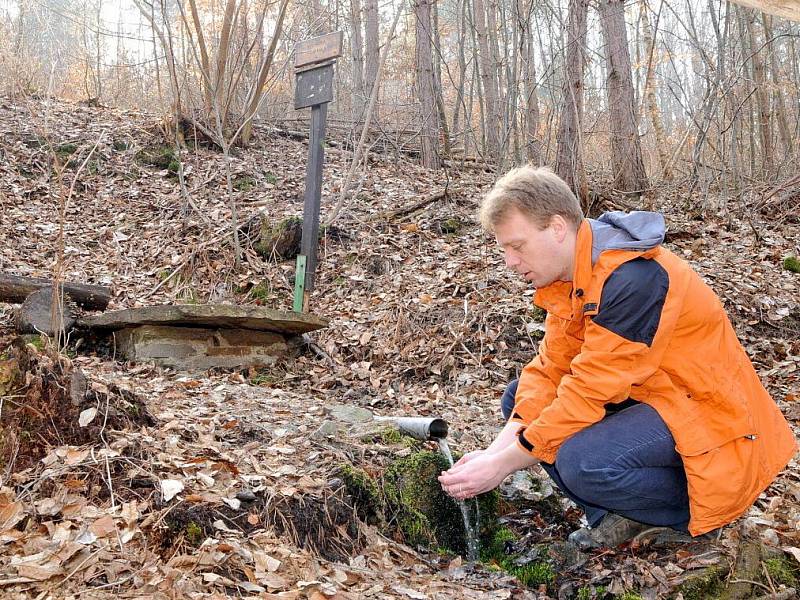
left=438, top=442, right=538, bottom=500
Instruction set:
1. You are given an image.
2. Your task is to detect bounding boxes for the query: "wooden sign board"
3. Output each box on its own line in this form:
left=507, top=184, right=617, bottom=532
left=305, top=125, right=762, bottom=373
left=294, top=63, right=334, bottom=110
left=728, top=0, right=800, bottom=22
left=295, top=31, right=343, bottom=69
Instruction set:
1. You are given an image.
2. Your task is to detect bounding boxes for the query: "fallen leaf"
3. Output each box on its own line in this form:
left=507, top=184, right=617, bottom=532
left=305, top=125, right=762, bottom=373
left=78, top=407, right=98, bottom=427
left=160, top=479, right=184, bottom=502
left=392, top=585, right=427, bottom=599
left=784, top=546, right=800, bottom=563
left=89, top=515, right=116, bottom=538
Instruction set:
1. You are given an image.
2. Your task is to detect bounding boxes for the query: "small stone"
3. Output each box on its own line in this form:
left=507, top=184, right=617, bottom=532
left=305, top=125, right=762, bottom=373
left=760, top=528, right=780, bottom=546
left=328, top=404, right=374, bottom=424
left=742, top=517, right=760, bottom=536
left=236, top=489, right=257, bottom=503
left=312, top=420, right=340, bottom=439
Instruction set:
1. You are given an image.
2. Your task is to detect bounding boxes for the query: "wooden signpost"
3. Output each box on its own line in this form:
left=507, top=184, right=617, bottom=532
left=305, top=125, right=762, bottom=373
left=293, top=31, right=343, bottom=313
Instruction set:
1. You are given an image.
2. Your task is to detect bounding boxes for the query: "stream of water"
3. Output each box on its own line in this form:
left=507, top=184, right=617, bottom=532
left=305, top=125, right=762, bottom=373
left=437, top=438, right=479, bottom=561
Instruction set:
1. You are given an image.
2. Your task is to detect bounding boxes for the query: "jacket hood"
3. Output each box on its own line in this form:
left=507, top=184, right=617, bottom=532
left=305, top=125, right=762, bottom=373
left=588, top=211, right=665, bottom=263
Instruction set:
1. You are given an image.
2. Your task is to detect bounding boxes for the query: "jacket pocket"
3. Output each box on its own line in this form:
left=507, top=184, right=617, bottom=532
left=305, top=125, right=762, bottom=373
left=674, top=357, right=756, bottom=456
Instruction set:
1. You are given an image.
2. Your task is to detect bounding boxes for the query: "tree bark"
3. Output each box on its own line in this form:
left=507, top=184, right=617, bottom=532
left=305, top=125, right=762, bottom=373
left=761, top=13, right=792, bottom=157
left=350, top=0, right=366, bottom=119
left=598, top=0, right=648, bottom=195
left=414, top=0, right=441, bottom=169
left=520, top=0, right=541, bottom=164
left=473, top=0, right=501, bottom=161
left=240, top=0, right=290, bottom=144
left=639, top=0, right=670, bottom=179
left=745, top=10, right=774, bottom=177
left=431, top=1, right=450, bottom=156
left=555, top=0, right=589, bottom=208
left=15, top=288, right=76, bottom=336
left=0, top=273, right=112, bottom=310
left=364, top=0, right=380, bottom=118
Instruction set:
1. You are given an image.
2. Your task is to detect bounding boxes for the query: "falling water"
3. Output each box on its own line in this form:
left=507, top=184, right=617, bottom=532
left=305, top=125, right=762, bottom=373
left=437, top=438, right=479, bottom=561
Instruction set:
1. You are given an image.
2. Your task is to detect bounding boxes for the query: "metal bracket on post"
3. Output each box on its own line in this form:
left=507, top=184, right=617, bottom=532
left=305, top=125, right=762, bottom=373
left=293, top=254, right=307, bottom=313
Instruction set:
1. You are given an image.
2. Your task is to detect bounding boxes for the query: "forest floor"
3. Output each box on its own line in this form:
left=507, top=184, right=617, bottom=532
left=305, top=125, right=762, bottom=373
left=0, top=97, right=798, bottom=600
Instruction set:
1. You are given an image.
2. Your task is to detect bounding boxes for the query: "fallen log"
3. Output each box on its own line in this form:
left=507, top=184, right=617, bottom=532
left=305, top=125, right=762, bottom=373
left=0, top=272, right=111, bottom=310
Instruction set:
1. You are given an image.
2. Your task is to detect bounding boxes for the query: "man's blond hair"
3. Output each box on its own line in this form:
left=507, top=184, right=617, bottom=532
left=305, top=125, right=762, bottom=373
left=479, top=166, right=583, bottom=231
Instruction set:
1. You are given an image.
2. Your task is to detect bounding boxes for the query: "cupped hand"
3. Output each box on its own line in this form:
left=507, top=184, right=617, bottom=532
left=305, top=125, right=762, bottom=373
left=437, top=453, right=511, bottom=501
left=452, top=449, right=486, bottom=468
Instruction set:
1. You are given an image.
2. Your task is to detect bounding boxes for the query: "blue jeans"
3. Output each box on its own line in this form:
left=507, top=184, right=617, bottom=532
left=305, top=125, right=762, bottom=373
left=501, top=379, right=690, bottom=531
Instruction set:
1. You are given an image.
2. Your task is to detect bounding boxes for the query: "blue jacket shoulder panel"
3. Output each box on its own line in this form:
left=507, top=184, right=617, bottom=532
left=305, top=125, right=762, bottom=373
left=592, top=258, right=669, bottom=346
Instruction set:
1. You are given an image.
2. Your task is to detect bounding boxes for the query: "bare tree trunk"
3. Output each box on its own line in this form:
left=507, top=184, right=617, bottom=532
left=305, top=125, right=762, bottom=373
left=188, top=0, right=213, bottom=113
left=473, top=0, right=500, bottom=160
left=364, top=0, right=380, bottom=119
left=451, top=0, right=467, bottom=146
left=350, top=0, right=366, bottom=119
left=414, top=0, right=441, bottom=169
left=639, top=0, right=670, bottom=179
left=745, top=9, right=774, bottom=177
left=520, top=0, right=541, bottom=164
left=431, top=1, right=450, bottom=156
left=598, top=0, right=648, bottom=194
left=555, top=0, right=589, bottom=208
left=215, top=0, right=238, bottom=130
left=761, top=13, right=792, bottom=157
left=240, top=0, right=289, bottom=144
left=487, top=0, right=505, bottom=162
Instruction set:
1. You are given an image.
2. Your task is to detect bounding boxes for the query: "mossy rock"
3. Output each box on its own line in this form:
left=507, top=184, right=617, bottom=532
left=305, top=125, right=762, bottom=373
left=382, top=450, right=499, bottom=557
left=436, top=217, right=464, bottom=235
left=336, top=464, right=385, bottom=526
left=675, top=564, right=728, bottom=600
left=257, top=216, right=303, bottom=260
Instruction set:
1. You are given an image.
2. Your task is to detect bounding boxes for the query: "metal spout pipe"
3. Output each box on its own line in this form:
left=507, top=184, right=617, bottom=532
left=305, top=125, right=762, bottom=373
left=374, top=416, right=448, bottom=441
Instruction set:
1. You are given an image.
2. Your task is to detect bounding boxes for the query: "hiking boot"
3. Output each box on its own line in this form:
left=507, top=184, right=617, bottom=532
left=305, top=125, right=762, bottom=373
left=633, top=526, right=722, bottom=546
left=567, top=514, right=652, bottom=550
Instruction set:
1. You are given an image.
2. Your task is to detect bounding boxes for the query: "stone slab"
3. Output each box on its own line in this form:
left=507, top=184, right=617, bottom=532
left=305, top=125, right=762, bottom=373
left=114, top=325, right=297, bottom=371
left=80, top=304, right=327, bottom=335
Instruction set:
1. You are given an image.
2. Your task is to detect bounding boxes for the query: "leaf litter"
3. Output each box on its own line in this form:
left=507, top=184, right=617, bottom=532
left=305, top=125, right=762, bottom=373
left=0, top=97, right=798, bottom=598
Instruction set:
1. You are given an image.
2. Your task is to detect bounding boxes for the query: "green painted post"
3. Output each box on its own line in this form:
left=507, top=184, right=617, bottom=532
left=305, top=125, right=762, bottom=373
left=293, top=254, right=307, bottom=313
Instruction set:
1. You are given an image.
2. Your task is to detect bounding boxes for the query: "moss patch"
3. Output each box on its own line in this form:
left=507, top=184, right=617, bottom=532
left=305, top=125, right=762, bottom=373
left=55, top=142, right=78, bottom=162
left=135, top=145, right=180, bottom=176
left=783, top=256, right=800, bottom=273
left=436, top=217, right=464, bottom=235
left=677, top=564, right=727, bottom=600
left=576, top=585, right=607, bottom=600
left=257, top=216, right=303, bottom=260
left=481, top=526, right=556, bottom=590
left=381, top=450, right=499, bottom=557
left=764, top=557, right=798, bottom=587
left=337, top=464, right=385, bottom=526
left=233, top=175, right=256, bottom=192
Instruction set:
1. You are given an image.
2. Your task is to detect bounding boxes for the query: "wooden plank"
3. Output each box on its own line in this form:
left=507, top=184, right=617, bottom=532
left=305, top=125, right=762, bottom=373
left=728, top=0, right=800, bottom=21
left=0, top=272, right=112, bottom=310
left=295, top=31, right=343, bottom=68
left=79, top=304, right=328, bottom=334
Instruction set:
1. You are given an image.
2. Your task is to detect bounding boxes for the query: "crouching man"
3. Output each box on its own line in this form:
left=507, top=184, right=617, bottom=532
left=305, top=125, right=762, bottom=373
left=438, top=166, right=796, bottom=549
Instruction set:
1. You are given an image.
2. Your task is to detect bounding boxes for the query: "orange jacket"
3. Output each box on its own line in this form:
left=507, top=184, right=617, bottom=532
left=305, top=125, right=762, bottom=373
left=510, top=213, right=797, bottom=535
